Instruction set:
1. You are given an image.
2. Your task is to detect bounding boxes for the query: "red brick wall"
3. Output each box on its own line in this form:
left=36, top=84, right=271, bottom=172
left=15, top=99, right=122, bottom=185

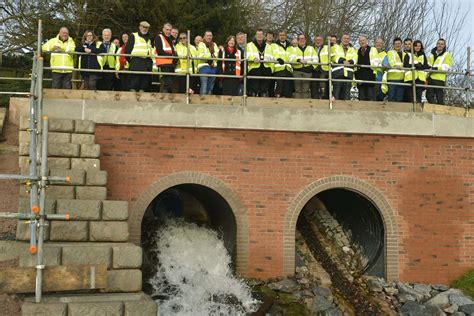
left=95, top=125, right=473, bottom=283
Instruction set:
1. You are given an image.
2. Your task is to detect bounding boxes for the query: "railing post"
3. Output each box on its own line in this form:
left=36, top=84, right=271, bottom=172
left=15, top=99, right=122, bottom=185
left=411, top=43, right=417, bottom=112
left=186, top=30, right=191, bottom=105
left=327, top=37, right=333, bottom=109
left=466, top=46, right=471, bottom=111
left=242, top=34, right=248, bottom=107
left=36, top=20, right=43, bottom=165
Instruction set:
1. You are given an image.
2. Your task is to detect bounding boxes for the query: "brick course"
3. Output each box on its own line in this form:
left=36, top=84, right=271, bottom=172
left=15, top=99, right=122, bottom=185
left=95, top=125, right=473, bottom=284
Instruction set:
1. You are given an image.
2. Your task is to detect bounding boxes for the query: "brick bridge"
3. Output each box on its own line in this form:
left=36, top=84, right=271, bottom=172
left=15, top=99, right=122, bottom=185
left=8, top=90, right=473, bottom=290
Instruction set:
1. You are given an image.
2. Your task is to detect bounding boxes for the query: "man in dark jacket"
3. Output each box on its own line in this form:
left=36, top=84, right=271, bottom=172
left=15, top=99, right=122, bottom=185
left=125, top=21, right=154, bottom=92
left=355, top=35, right=377, bottom=101
left=155, top=23, right=176, bottom=93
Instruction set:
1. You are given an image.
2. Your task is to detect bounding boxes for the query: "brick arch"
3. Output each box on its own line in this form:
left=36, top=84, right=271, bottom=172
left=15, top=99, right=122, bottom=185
left=284, top=176, right=398, bottom=281
left=129, top=171, right=249, bottom=274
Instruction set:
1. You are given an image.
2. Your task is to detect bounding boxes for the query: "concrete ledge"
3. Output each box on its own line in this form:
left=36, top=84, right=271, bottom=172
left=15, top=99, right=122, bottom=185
left=9, top=92, right=472, bottom=138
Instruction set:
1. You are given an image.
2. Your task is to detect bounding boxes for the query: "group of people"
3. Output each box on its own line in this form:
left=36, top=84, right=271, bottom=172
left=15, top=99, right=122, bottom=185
left=41, top=21, right=454, bottom=105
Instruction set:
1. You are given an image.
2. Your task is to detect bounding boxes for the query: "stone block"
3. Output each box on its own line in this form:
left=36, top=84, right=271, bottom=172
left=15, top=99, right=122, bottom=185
left=18, top=197, right=56, bottom=214
left=49, top=118, right=74, bottom=133
left=22, top=302, right=67, bottom=316
left=71, top=134, right=95, bottom=144
left=19, top=143, right=29, bottom=156
left=46, top=185, right=75, bottom=199
left=68, top=302, right=123, bottom=316
left=19, top=116, right=29, bottom=131
left=80, top=144, right=101, bottom=158
left=57, top=199, right=101, bottom=220
left=124, top=298, right=157, bottom=316
left=50, top=169, right=85, bottom=186
left=48, top=143, right=80, bottom=157
left=113, top=245, right=142, bottom=268
left=19, top=246, right=61, bottom=267
left=71, top=158, right=100, bottom=170
left=20, top=131, right=71, bottom=144
left=62, top=245, right=112, bottom=269
left=102, top=200, right=128, bottom=221
left=49, top=221, right=88, bottom=241
left=90, top=222, right=129, bottom=242
left=86, top=170, right=107, bottom=186
left=19, top=156, right=29, bottom=169
left=76, top=186, right=107, bottom=200
left=106, top=270, right=142, bottom=292
left=74, top=120, right=95, bottom=134
left=48, top=158, right=71, bottom=170
left=16, top=220, right=49, bottom=241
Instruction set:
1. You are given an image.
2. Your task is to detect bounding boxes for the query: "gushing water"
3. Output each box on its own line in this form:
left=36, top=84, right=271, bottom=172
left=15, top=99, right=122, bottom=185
left=148, top=219, right=259, bottom=315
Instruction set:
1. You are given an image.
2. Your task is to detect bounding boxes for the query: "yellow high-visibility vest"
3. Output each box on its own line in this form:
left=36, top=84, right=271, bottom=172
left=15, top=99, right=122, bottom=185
left=386, top=50, right=406, bottom=81
left=246, top=41, right=274, bottom=72
left=175, top=43, right=197, bottom=73
left=428, top=51, right=453, bottom=82
left=42, top=35, right=76, bottom=73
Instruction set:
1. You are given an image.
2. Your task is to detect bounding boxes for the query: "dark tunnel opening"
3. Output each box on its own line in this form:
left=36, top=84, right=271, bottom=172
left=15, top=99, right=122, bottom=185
left=299, top=188, right=385, bottom=277
left=140, top=184, right=237, bottom=292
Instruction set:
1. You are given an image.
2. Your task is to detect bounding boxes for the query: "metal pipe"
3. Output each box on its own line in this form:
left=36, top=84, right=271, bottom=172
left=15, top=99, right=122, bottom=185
left=242, top=33, right=248, bottom=106
left=36, top=57, right=44, bottom=166
left=0, top=91, right=30, bottom=96
left=35, top=115, right=48, bottom=303
left=327, top=37, right=333, bottom=109
left=186, top=30, right=191, bottom=105
left=466, top=47, right=472, bottom=110
left=411, top=43, right=417, bottom=112
left=0, top=212, right=37, bottom=220
left=28, top=56, right=38, bottom=259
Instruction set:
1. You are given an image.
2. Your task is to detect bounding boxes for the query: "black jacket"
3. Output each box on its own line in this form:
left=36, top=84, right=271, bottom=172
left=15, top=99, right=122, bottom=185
left=218, top=47, right=244, bottom=76
left=76, top=41, right=105, bottom=75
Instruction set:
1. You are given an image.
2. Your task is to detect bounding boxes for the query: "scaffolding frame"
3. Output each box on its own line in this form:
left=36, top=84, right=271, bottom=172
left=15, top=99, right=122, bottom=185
left=0, top=20, right=70, bottom=303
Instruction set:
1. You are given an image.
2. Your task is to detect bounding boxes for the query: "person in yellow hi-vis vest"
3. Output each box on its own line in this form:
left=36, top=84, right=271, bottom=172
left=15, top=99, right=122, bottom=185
left=386, top=37, right=406, bottom=102
left=331, top=33, right=357, bottom=100
left=175, top=32, right=197, bottom=93
left=272, top=31, right=293, bottom=98
left=289, top=33, right=318, bottom=99
left=311, top=35, right=329, bottom=99
left=124, top=21, right=154, bottom=92
left=246, top=29, right=274, bottom=97
left=97, top=29, right=117, bottom=91
left=42, top=27, right=76, bottom=89
left=427, top=38, right=453, bottom=105
left=374, top=38, right=387, bottom=101
left=197, top=31, right=219, bottom=95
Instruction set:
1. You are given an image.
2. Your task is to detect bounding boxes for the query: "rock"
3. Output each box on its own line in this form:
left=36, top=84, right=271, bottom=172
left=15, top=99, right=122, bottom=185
left=399, top=293, right=418, bottom=303
left=459, top=304, right=474, bottom=314
left=313, top=295, right=333, bottom=312
left=426, top=289, right=463, bottom=307
left=424, top=305, right=448, bottom=316
left=297, top=278, right=310, bottom=286
left=384, top=286, right=399, bottom=296
left=433, top=284, right=451, bottom=292
left=444, top=304, right=459, bottom=313
left=398, top=283, right=426, bottom=302
left=451, top=312, right=466, bottom=316
left=368, top=278, right=384, bottom=293
left=449, top=293, right=474, bottom=307
left=268, top=279, right=298, bottom=293
left=400, top=301, right=426, bottom=315
left=313, top=286, right=333, bottom=300
left=414, top=284, right=433, bottom=298
left=342, top=246, right=350, bottom=253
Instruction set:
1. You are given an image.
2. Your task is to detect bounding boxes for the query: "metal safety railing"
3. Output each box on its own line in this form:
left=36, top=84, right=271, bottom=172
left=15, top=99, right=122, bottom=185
left=0, top=20, right=71, bottom=303
left=2, top=29, right=472, bottom=112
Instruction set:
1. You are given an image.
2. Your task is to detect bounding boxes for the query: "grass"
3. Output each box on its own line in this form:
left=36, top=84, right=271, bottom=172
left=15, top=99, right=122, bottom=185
left=451, top=270, right=474, bottom=298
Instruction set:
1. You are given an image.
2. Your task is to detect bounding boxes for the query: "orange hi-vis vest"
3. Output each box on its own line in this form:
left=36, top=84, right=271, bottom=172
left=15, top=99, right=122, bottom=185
left=155, top=34, right=173, bottom=66
left=221, top=49, right=242, bottom=76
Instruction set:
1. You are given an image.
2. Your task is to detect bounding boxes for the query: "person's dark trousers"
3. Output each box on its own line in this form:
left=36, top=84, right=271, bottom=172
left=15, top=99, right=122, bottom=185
left=357, top=83, right=376, bottom=101
left=268, top=79, right=276, bottom=97
left=426, top=78, right=445, bottom=105
left=333, top=78, right=351, bottom=100
left=311, top=69, right=328, bottom=99
left=97, top=66, right=115, bottom=91
left=222, top=78, right=240, bottom=96
left=273, top=69, right=292, bottom=98
left=248, top=65, right=271, bottom=97
left=387, top=81, right=405, bottom=102
left=129, top=58, right=152, bottom=92
left=118, top=73, right=129, bottom=91
left=160, top=65, right=175, bottom=93
left=82, top=74, right=100, bottom=90
left=376, top=84, right=385, bottom=101
left=52, top=73, right=72, bottom=89
left=405, top=79, right=425, bottom=103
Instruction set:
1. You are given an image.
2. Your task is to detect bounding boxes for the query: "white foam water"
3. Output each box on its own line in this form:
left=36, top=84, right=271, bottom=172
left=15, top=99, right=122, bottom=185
left=148, top=219, right=259, bottom=316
